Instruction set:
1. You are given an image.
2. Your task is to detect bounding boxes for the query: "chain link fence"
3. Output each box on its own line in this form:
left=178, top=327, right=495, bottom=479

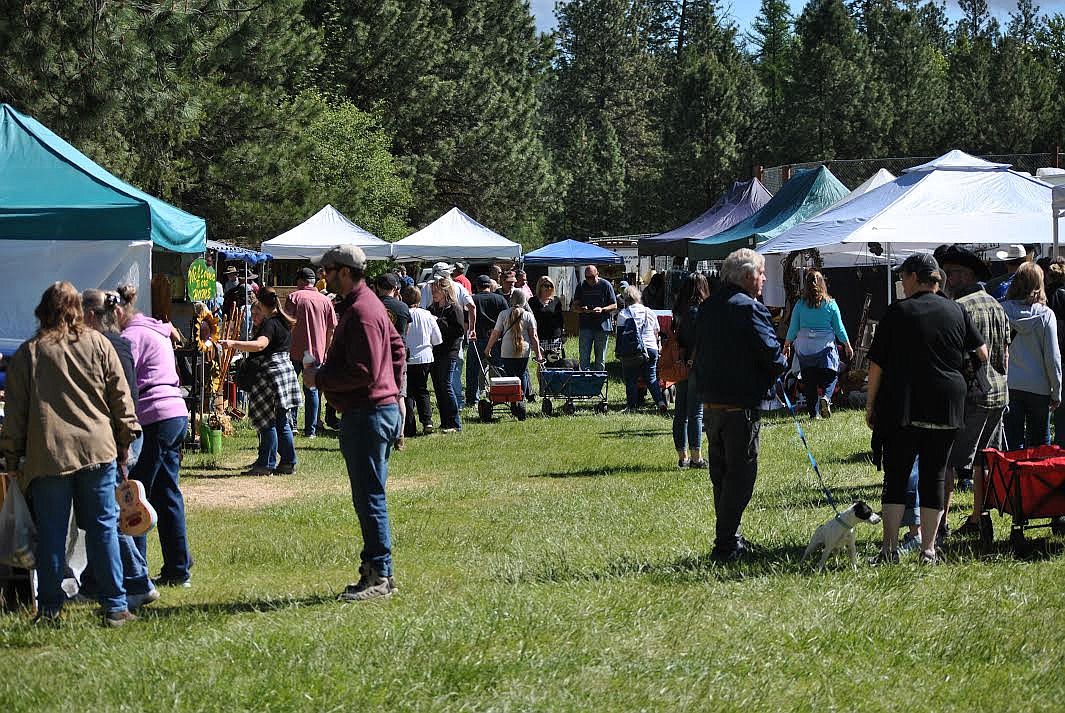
left=760, top=152, right=1060, bottom=193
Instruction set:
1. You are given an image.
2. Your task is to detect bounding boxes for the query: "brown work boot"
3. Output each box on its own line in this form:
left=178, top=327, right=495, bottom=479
left=338, top=566, right=397, bottom=602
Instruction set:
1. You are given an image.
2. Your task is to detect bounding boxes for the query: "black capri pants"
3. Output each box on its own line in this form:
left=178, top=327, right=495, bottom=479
left=881, top=426, right=957, bottom=511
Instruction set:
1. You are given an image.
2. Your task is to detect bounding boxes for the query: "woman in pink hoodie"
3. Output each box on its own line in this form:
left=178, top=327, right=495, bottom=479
left=118, top=284, right=193, bottom=587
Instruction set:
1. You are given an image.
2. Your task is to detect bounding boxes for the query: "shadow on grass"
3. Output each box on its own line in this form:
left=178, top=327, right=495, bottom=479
left=598, top=429, right=671, bottom=439
left=140, top=593, right=337, bottom=619
left=758, top=484, right=884, bottom=511
left=529, top=464, right=677, bottom=479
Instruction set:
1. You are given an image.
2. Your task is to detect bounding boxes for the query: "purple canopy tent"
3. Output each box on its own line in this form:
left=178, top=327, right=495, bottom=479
left=638, top=178, right=773, bottom=257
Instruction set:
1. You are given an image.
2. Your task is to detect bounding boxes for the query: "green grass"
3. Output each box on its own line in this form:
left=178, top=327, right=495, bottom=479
left=3, top=375, right=1065, bottom=710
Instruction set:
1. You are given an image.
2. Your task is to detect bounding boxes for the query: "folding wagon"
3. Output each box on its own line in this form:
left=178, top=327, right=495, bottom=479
left=979, top=445, right=1065, bottom=555
left=537, top=368, right=610, bottom=416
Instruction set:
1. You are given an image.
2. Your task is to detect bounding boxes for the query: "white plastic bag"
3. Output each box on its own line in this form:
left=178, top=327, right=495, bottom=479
left=0, top=475, right=37, bottom=569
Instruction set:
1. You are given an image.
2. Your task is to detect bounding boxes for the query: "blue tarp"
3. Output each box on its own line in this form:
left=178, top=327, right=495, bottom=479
left=689, top=167, right=849, bottom=261
left=639, top=179, right=772, bottom=257
left=207, top=239, right=272, bottom=265
left=523, top=239, right=624, bottom=266
left=0, top=103, right=205, bottom=252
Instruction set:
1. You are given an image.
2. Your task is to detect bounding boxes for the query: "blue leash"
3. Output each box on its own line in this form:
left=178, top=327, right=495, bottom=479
left=776, top=378, right=842, bottom=517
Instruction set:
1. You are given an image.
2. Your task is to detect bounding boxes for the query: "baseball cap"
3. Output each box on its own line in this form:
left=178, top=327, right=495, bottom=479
left=432, top=261, right=455, bottom=278
left=503, top=271, right=517, bottom=283
left=995, top=244, right=1028, bottom=261
left=315, top=244, right=367, bottom=271
left=375, top=272, right=401, bottom=291
left=297, top=267, right=317, bottom=283
left=476, top=274, right=493, bottom=287
left=895, top=253, right=942, bottom=281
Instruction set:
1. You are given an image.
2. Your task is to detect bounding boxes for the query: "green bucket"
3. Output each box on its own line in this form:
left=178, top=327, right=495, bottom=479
left=199, top=422, right=223, bottom=454
left=208, top=429, right=223, bottom=454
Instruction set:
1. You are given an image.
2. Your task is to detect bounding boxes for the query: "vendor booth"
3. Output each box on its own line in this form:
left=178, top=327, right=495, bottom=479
left=391, top=207, right=521, bottom=262
left=639, top=178, right=772, bottom=257
left=688, top=166, right=849, bottom=262
left=523, top=239, right=624, bottom=311
left=0, top=103, right=206, bottom=351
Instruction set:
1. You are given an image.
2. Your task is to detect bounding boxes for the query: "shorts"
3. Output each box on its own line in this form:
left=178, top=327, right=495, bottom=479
left=948, top=404, right=1005, bottom=471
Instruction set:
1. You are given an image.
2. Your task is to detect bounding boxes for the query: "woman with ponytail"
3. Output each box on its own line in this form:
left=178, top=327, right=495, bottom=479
left=485, top=290, right=543, bottom=403
left=220, top=288, right=301, bottom=475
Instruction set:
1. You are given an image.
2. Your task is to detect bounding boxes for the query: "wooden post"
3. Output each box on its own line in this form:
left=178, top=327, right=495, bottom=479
left=754, top=164, right=763, bottom=182
left=783, top=165, right=792, bottom=183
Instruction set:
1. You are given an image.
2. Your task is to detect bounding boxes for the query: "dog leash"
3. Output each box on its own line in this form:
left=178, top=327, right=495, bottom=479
left=776, top=378, right=842, bottom=517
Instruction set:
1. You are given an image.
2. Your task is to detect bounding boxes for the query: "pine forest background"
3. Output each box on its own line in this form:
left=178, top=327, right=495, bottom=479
left=1, top=0, right=1062, bottom=251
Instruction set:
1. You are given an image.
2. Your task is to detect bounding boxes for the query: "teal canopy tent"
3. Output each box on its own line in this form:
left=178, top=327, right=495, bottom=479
left=688, top=166, right=849, bottom=261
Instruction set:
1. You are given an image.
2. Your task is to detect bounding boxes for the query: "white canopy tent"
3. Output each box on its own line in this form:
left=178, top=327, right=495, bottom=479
left=1054, top=184, right=1065, bottom=256
left=391, top=207, right=521, bottom=262
left=261, top=204, right=392, bottom=261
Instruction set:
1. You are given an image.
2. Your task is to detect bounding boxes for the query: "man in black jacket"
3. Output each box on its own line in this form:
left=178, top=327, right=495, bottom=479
left=695, top=248, right=787, bottom=562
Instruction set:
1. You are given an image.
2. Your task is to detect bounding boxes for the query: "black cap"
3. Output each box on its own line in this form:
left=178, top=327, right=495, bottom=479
left=896, top=253, right=942, bottom=281
left=375, top=272, right=401, bottom=291
left=476, top=274, right=493, bottom=288
left=936, top=246, right=991, bottom=282
left=297, top=267, right=317, bottom=283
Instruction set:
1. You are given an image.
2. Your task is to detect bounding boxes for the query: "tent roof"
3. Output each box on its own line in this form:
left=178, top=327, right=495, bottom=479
left=689, top=166, right=849, bottom=260
left=638, top=178, right=772, bottom=257
left=391, top=207, right=521, bottom=261
left=822, top=168, right=895, bottom=213
left=207, top=239, right=273, bottom=266
left=0, top=104, right=205, bottom=252
left=261, top=205, right=391, bottom=260
left=904, top=150, right=1010, bottom=172
left=523, top=239, right=623, bottom=266
left=758, top=150, right=1053, bottom=254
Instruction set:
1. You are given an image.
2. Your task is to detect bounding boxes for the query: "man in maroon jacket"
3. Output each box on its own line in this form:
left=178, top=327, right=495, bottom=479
left=305, top=244, right=405, bottom=600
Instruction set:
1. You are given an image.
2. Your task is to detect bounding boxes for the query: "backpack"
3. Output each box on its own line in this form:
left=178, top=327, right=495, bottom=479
left=616, top=310, right=648, bottom=366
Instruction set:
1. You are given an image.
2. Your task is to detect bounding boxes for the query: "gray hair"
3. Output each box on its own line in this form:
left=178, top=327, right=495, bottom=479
left=509, top=290, right=529, bottom=309
left=720, top=248, right=765, bottom=287
left=622, top=285, right=642, bottom=306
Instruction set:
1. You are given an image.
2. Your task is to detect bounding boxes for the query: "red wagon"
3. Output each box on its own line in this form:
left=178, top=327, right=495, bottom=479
left=980, top=445, right=1065, bottom=555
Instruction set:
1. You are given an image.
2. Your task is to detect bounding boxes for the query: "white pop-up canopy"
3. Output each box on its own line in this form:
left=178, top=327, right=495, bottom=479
left=757, top=150, right=1053, bottom=256
left=391, top=207, right=521, bottom=262
left=261, top=204, right=392, bottom=261
left=1053, top=184, right=1065, bottom=256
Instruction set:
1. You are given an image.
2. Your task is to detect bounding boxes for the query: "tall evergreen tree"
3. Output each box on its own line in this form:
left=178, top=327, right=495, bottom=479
left=747, top=0, right=794, bottom=164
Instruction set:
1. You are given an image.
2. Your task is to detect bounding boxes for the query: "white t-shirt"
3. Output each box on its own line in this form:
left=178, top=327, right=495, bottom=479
left=616, top=304, right=660, bottom=352
left=406, top=307, right=443, bottom=364
left=493, top=307, right=538, bottom=359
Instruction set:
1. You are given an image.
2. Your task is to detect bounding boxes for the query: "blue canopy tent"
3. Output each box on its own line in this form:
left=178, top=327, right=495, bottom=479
left=688, top=166, right=849, bottom=262
left=523, top=239, right=624, bottom=266
left=1, top=103, right=206, bottom=348
left=639, top=179, right=772, bottom=257
left=207, top=239, right=272, bottom=266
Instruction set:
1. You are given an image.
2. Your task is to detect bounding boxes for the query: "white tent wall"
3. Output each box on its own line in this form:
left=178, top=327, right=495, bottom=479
left=0, top=240, right=152, bottom=350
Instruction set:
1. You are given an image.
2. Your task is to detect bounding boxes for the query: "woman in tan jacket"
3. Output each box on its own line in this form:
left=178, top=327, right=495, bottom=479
left=0, top=282, right=141, bottom=626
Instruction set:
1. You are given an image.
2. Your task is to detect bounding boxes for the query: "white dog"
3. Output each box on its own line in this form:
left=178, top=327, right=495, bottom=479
left=802, top=501, right=882, bottom=571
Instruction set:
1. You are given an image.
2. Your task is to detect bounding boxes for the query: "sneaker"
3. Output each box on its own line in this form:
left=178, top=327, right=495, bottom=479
left=919, top=549, right=939, bottom=566
left=275, top=463, right=296, bottom=475
left=868, top=549, right=900, bottom=566
left=305, top=433, right=317, bottom=440
left=153, top=575, right=191, bottom=589
left=677, top=458, right=689, bottom=469
left=126, top=588, right=160, bottom=611
left=818, top=396, right=832, bottom=419
left=441, top=427, right=459, bottom=434
left=423, top=424, right=434, bottom=435
left=956, top=478, right=973, bottom=492
left=394, top=438, right=406, bottom=451
left=68, top=591, right=96, bottom=605
left=657, top=403, right=669, bottom=416
left=898, top=532, right=923, bottom=554
left=689, top=459, right=708, bottom=469
left=32, top=611, right=62, bottom=628
left=338, top=568, right=397, bottom=602
left=103, top=610, right=138, bottom=628
left=241, top=466, right=275, bottom=476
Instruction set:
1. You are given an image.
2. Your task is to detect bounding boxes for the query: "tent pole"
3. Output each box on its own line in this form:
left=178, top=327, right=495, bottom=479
left=886, top=243, right=893, bottom=305
left=1054, top=211, right=1060, bottom=259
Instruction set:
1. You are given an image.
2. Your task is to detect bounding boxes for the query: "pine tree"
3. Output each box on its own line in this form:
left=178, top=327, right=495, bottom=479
left=747, top=0, right=794, bottom=164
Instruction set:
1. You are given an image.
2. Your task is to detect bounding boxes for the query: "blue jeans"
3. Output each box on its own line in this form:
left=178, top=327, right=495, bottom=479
left=338, top=403, right=401, bottom=576
left=672, top=375, right=703, bottom=452
left=802, top=367, right=838, bottom=418
left=431, top=356, right=462, bottom=430
left=466, top=336, right=502, bottom=403
left=579, top=328, right=609, bottom=371
left=256, top=407, right=298, bottom=469
left=1004, top=389, right=1051, bottom=450
left=31, top=462, right=127, bottom=615
left=80, top=530, right=154, bottom=599
left=130, top=416, right=191, bottom=582
left=502, top=356, right=533, bottom=400
left=452, top=340, right=467, bottom=410
left=622, top=347, right=664, bottom=408
left=293, top=360, right=321, bottom=436
left=901, top=457, right=921, bottom=527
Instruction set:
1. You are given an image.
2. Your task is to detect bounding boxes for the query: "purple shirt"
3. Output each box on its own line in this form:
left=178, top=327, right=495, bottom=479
left=122, top=315, right=189, bottom=426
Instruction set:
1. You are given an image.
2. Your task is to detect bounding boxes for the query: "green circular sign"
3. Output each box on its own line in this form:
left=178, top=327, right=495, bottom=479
left=186, top=258, right=215, bottom=302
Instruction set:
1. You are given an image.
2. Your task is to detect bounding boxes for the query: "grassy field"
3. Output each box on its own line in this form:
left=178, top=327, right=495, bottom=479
left=3, top=365, right=1065, bottom=711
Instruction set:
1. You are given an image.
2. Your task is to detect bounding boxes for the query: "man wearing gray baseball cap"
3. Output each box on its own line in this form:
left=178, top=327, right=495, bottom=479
left=305, top=244, right=406, bottom=600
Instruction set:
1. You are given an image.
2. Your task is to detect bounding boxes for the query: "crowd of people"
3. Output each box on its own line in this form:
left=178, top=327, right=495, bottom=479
left=4, top=238, right=1064, bottom=625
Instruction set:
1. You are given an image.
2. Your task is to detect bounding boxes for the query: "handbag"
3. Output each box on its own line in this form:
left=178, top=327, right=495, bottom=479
left=234, top=356, right=260, bottom=391
left=658, top=337, right=689, bottom=383
left=0, top=474, right=37, bottom=569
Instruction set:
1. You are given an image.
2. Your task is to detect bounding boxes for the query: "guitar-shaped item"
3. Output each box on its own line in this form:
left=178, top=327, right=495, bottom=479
left=116, top=465, right=157, bottom=537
